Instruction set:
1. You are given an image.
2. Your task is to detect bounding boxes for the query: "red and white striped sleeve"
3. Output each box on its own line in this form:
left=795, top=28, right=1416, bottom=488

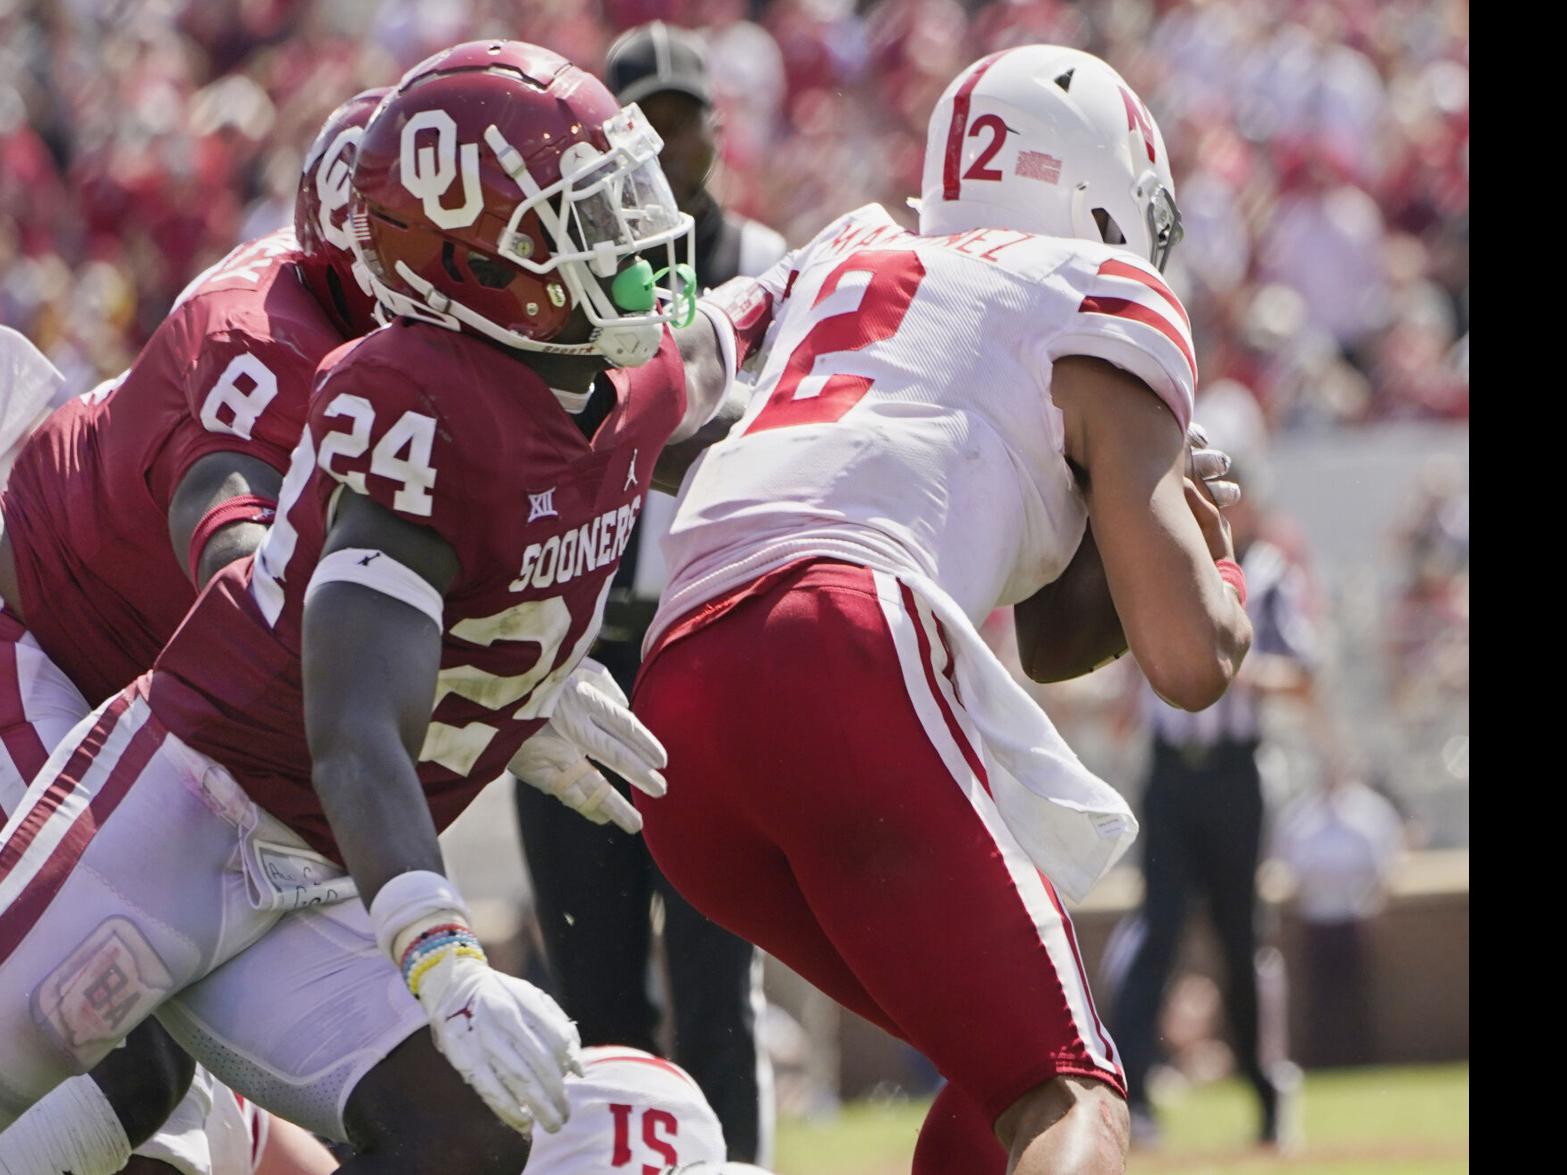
left=1046, top=252, right=1197, bottom=432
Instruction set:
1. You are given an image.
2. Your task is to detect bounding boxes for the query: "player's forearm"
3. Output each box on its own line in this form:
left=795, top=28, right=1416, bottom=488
left=652, top=387, right=746, bottom=494
left=312, top=735, right=446, bottom=906
left=168, top=451, right=283, bottom=588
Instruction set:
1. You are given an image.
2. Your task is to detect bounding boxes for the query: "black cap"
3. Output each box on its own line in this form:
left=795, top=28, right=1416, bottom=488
left=605, top=21, right=712, bottom=108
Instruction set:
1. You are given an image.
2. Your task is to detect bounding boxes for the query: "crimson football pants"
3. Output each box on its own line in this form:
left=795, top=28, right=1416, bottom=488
left=633, top=560, right=1123, bottom=1170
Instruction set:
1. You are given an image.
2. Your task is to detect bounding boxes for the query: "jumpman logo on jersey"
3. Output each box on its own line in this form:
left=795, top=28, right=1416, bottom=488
left=624, top=450, right=639, bottom=492
left=357, top=552, right=381, bottom=567
left=528, top=488, right=558, bottom=523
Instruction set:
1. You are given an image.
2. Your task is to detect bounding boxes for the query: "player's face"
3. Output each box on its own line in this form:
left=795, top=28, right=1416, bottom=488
left=639, top=91, right=716, bottom=212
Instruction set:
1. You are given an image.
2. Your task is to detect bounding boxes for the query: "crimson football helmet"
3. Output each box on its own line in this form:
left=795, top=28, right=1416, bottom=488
left=347, top=40, right=694, bottom=368
left=295, top=88, right=388, bottom=335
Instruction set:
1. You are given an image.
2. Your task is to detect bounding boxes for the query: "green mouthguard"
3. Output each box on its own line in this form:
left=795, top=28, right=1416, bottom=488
left=609, top=260, right=699, bottom=328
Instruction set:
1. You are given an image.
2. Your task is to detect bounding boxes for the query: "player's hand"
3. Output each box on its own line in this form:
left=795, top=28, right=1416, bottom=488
left=1186, top=422, right=1241, bottom=509
left=509, top=723, right=646, bottom=834
left=508, top=658, right=668, bottom=835
left=417, top=949, right=583, bottom=1136
left=548, top=658, right=668, bottom=799
left=1184, top=475, right=1236, bottom=564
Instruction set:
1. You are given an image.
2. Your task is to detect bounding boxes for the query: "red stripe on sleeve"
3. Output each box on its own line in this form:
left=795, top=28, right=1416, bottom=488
left=942, top=51, right=1011, bottom=201
left=1096, top=258, right=1190, bottom=328
left=1077, top=296, right=1197, bottom=386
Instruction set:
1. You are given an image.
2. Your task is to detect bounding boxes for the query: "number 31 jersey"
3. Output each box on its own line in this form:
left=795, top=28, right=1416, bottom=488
left=150, top=319, right=687, bottom=862
left=650, top=203, right=1197, bottom=645
left=0, top=230, right=340, bottom=705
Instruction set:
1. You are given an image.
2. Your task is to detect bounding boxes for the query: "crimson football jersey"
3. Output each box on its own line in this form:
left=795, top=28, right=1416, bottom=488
left=150, top=319, right=687, bottom=861
left=1, top=230, right=344, bottom=705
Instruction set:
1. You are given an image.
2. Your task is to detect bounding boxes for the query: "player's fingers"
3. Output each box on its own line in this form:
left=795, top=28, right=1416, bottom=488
left=1188, top=446, right=1231, bottom=482
left=599, top=786, right=644, bottom=835
left=1187, top=421, right=1210, bottom=448
left=459, top=1053, right=534, bottom=1136
left=1206, top=478, right=1242, bottom=509
left=502, top=1027, right=572, bottom=1132
left=583, top=705, right=669, bottom=774
left=1184, top=475, right=1219, bottom=511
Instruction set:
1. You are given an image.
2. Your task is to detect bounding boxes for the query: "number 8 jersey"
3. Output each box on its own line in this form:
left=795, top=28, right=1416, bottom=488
left=649, top=203, right=1198, bottom=646
left=0, top=230, right=341, bottom=707
left=150, top=318, right=687, bottom=862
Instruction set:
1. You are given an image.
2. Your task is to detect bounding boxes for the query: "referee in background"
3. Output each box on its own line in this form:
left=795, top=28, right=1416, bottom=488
left=1104, top=385, right=1315, bottom=1150
left=514, top=21, right=787, bottom=1166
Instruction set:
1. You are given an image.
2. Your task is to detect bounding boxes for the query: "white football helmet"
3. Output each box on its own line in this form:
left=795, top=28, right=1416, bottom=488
left=918, top=45, right=1183, bottom=271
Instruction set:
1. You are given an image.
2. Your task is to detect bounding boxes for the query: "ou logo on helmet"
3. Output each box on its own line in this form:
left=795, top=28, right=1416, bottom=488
left=400, top=109, right=484, bottom=230
left=315, top=125, right=365, bottom=250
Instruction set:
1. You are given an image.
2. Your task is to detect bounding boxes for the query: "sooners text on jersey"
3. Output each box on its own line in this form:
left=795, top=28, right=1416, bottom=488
left=150, top=319, right=686, bottom=860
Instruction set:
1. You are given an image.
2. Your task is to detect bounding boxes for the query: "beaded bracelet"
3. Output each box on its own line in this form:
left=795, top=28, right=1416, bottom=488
left=399, top=922, right=486, bottom=998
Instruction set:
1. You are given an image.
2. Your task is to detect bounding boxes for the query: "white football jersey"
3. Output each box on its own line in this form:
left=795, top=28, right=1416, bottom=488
left=649, top=204, right=1196, bottom=648
left=523, top=1046, right=727, bottom=1175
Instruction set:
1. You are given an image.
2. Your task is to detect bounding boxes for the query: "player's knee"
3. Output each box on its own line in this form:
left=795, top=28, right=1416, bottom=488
left=996, top=1075, right=1129, bottom=1172
left=90, top=1021, right=196, bottom=1146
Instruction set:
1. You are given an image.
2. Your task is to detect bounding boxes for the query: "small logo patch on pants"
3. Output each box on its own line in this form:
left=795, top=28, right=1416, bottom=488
left=33, top=916, right=175, bottom=1065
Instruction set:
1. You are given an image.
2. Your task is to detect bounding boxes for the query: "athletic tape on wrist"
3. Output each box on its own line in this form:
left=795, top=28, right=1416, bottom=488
left=305, top=547, right=444, bottom=629
left=368, top=869, right=471, bottom=960
left=1215, top=558, right=1248, bottom=608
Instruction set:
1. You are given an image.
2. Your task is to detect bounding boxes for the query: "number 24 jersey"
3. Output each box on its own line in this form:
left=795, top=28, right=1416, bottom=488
left=151, top=319, right=687, bottom=861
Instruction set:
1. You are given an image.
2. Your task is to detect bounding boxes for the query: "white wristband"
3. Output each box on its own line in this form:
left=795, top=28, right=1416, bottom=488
left=367, top=869, right=471, bottom=962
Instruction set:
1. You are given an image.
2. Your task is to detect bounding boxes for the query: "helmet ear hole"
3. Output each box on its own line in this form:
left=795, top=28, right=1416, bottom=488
left=1092, top=208, right=1127, bottom=246
left=440, top=242, right=465, bottom=284
left=466, top=250, right=516, bottom=290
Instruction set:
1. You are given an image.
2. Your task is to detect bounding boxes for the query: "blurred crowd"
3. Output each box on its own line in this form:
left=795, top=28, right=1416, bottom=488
left=0, top=0, right=1467, bottom=825
left=2, top=0, right=1468, bottom=429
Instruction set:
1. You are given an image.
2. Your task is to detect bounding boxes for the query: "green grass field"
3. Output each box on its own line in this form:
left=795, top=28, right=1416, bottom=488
left=773, top=1064, right=1468, bottom=1174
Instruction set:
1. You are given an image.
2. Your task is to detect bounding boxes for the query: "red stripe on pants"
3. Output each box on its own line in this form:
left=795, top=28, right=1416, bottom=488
left=0, top=698, right=162, bottom=963
left=0, top=617, right=51, bottom=802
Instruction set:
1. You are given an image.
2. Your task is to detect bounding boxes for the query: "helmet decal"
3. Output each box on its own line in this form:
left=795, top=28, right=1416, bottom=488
left=400, top=110, right=485, bottom=230
left=962, top=114, right=1012, bottom=184
left=942, top=49, right=1013, bottom=200
left=1119, top=86, right=1158, bottom=165
left=313, top=126, right=362, bottom=252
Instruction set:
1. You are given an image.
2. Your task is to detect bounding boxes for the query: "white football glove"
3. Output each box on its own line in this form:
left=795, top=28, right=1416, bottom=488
left=1187, top=422, right=1242, bottom=509
left=417, top=947, right=582, bottom=1136
left=370, top=871, right=583, bottom=1138
left=509, top=658, right=668, bottom=835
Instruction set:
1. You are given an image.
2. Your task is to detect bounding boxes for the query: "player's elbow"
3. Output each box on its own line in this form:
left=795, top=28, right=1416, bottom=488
left=1145, top=656, right=1232, bottom=712
left=1140, top=640, right=1247, bottom=712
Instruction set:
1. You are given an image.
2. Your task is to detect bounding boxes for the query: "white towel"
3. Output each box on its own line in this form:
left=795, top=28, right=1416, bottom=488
left=882, top=568, right=1139, bottom=903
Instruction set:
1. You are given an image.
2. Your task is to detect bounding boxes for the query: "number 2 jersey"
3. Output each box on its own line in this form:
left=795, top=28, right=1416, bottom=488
left=0, top=230, right=341, bottom=706
left=150, top=319, right=687, bottom=862
left=648, top=203, right=1198, bottom=647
